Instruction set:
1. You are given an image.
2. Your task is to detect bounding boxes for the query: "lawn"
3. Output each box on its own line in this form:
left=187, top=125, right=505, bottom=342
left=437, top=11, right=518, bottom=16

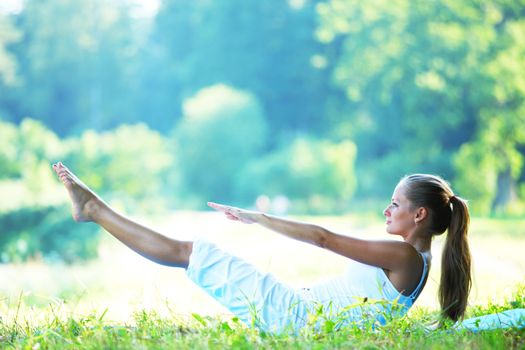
left=1, top=212, right=524, bottom=349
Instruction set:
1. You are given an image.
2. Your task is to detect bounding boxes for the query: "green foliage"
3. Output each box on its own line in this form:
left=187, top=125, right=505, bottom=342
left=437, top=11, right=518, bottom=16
left=0, top=120, right=175, bottom=263
left=0, top=205, right=100, bottom=263
left=174, top=84, right=268, bottom=207
left=0, top=14, right=20, bottom=86
left=2, top=0, right=525, bottom=218
left=237, top=137, right=357, bottom=213
left=0, top=119, right=19, bottom=178
left=454, top=142, right=498, bottom=215
left=0, top=118, right=62, bottom=181
left=454, top=112, right=525, bottom=215
left=149, top=0, right=330, bottom=136
left=0, top=119, right=70, bottom=262
left=0, top=119, right=64, bottom=214
left=357, top=148, right=454, bottom=199
left=62, top=123, right=175, bottom=212
left=7, top=0, right=142, bottom=134
left=317, top=0, right=525, bottom=214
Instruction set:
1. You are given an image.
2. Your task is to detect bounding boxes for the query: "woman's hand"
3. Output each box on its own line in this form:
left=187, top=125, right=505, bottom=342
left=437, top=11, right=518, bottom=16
left=207, top=202, right=259, bottom=224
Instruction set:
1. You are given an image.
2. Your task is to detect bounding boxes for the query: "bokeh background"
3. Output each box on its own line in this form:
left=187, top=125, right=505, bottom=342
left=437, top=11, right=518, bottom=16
left=0, top=0, right=524, bottom=322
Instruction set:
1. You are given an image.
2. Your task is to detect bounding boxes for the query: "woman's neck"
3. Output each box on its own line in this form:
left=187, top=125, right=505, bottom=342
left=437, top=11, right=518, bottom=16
left=404, top=231, right=432, bottom=253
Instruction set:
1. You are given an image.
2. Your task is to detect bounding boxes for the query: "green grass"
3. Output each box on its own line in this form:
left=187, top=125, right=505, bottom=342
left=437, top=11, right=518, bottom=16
left=1, top=288, right=524, bottom=350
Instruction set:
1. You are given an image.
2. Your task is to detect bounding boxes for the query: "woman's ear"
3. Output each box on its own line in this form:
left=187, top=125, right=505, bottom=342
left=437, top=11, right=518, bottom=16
left=414, top=207, right=428, bottom=224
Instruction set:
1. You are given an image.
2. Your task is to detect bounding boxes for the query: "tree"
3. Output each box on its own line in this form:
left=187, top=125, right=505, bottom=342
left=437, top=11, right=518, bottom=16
left=8, top=0, right=142, bottom=135
left=62, top=123, right=175, bottom=212
left=174, top=84, right=268, bottom=206
left=0, top=13, right=21, bottom=119
left=0, top=14, right=20, bottom=86
left=145, top=0, right=332, bottom=139
left=316, top=0, right=525, bottom=213
left=236, top=137, right=357, bottom=213
left=447, top=2, right=525, bottom=213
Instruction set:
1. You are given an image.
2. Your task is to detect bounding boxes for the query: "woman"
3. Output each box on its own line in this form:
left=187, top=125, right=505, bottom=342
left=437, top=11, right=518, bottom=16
left=52, top=162, right=471, bottom=333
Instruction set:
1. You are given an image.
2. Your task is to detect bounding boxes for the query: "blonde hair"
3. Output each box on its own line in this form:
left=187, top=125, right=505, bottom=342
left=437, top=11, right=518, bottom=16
left=400, top=174, right=471, bottom=321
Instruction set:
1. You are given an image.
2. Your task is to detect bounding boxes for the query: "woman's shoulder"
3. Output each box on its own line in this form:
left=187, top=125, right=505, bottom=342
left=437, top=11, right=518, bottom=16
left=384, top=240, right=422, bottom=265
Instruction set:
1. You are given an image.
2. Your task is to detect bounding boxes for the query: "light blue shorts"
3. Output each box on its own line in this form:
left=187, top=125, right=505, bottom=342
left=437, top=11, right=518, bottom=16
left=185, top=239, right=309, bottom=333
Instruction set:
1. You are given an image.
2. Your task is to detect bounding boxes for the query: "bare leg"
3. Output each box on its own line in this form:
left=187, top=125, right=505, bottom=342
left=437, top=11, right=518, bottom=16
left=52, top=162, right=192, bottom=268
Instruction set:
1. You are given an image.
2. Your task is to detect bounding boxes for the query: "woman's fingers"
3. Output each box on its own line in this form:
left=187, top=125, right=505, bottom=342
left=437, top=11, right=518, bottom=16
left=225, top=213, right=239, bottom=221
left=208, top=201, right=256, bottom=224
left=208, top=202, right=237, bottom=213
left=207, top=202, right=228, bottom=212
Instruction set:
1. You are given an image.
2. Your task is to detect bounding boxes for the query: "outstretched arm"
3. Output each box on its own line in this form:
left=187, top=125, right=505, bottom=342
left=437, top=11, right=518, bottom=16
left=207, top=202, right=416, bottom=272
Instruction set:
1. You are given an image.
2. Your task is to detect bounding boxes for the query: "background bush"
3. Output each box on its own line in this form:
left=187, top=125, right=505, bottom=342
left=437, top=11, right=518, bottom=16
left=173, top=84, right=268, bottom=208
left=0, top=205, right=100, bottom=263
left=236, top=137, right=357, bottom=214
left=0, top=120, right=175, bottom=263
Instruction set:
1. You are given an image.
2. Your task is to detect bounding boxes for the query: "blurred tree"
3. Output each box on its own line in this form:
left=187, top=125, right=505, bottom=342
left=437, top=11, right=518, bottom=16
left=0, top=119, right=175, bottom=263
left=1, top=0, right=523, bottom=216
left=0, top=205, right=100, bottom=264
left=0, top=119, right=19, bottom=178
left=0, top=14, right=20, bottom=87
left=447, top=2, right=525, bottom=214
left=0, top=119, right=100, bottom=264
left=0, top=119, right=63, bottom=206
left=0, top=13, right=21, bottom=119
left=7, top=0, right=142, bottom=135
left=62, top=123, right=175, bottom=212
left=316, top=0, right=478, bottom=194
left=145, top=0, right=333, bottom=140
left=174, top=84, right=268, bottom=207
left=236, top=137, right=357, bottom=213
left=316, top=0, right=525, bottom=213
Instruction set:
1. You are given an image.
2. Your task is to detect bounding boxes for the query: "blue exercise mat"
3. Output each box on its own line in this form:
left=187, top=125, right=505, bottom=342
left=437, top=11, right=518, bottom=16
left=454, top=309, right=525, bottom=332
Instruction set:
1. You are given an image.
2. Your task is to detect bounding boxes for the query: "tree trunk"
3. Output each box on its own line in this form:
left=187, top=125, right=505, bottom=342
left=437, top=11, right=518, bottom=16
left=491, top=168, right=518, bottom=213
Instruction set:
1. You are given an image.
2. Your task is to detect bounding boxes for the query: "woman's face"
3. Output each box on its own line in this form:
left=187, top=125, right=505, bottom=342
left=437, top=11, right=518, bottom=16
left=383, top=184, right=418, bottom=237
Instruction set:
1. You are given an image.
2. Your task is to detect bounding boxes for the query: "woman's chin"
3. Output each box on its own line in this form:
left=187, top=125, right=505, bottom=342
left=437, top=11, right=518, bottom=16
left=385, top=226, right=396, bottom=235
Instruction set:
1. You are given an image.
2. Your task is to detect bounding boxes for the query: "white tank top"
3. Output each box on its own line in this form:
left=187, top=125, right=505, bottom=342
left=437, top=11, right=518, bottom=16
left=305, top=251, right=430, bottom=325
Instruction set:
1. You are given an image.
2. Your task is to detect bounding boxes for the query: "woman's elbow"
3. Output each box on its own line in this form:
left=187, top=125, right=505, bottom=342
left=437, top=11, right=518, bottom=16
left=314, top=226, right=331, bottom=249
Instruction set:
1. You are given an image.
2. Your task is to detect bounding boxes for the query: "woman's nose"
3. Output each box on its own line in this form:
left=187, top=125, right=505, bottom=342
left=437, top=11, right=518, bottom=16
left=383, top=207, right=390, bottom=217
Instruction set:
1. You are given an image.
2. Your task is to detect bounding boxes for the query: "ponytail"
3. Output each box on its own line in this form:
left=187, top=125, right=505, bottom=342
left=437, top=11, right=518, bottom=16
left=401, top=174, right=473, bottom=321
left=439, top=195, right=472, bottom=321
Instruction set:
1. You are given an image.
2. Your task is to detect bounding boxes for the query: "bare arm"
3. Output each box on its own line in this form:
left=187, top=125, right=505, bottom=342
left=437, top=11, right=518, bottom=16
left=207, top=202, right=416, bottom=272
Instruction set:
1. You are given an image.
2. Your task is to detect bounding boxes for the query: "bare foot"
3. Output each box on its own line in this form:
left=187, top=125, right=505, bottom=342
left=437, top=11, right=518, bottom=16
left=52, top=162, right=104, bottom=222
